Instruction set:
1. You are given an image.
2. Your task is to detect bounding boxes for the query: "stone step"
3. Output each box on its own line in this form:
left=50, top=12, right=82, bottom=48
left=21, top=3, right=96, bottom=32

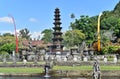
left=62, top=78, right=87, bottom=79
left=77, top=78, right=87, bottom=79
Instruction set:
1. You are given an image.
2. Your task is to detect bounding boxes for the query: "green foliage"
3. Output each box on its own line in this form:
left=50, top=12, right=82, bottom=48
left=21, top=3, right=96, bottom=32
left=0, top=51, right=9, bottom=59
left=101, top=15, right=120, bottom=39
left=113, top=1, right=120, bottom=17
left=2, top=33, right=14, bottom=37
left=0, top=51, right=8, bottom=55
left=101, top=47, right=109, bottom=55
left=19, top=28, right=31, bottom=40
left=0, top=43, right=15, bottom=54
left=0, top=35, right=16, bottom=54
left=107, top=55, right=114, bottom=61
left=108, top=46, right=120, bottom=54
left=114, top=18, right=120, bottom=38
left=70, top=15, right=97, bottom=43
left=41, top=29, right=53, bottom=43
left=70, top=13, right=75, bottom=19
left=63, top=29, right=85, bottom=48
left=0, top=36, right=15, bottom=45
left=101, top=45, right=120, bottom=54
left=69, top=1, right=120, bottom=52
left=101, top=16, right=117, bottom=30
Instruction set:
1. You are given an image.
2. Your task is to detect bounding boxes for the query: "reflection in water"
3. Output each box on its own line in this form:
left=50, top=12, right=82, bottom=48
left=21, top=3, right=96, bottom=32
left=101, top=76, right=120, bottom=79
left=0, top=76, right=119, bottom=79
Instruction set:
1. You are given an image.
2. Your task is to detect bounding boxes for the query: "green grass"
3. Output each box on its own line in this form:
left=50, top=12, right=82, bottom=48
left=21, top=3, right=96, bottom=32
left=0, top=68, right=44, bottom=73
left=53, top=66, right=120, bottom=71
left=53, top=66, right=92, bottom=71
left=100, top=66, right=120, bottom=70
left=0, top=66, right=119, bottom=73
left=0, top=61, right=46, bottom=64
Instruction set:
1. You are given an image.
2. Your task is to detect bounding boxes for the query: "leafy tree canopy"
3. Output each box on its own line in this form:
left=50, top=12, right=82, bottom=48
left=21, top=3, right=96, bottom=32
left=41, top=29, right=53, bottom=43
left=70, top=1, right=120, bottom=44
left=19, top=28, right=31, bottom=40
left=63, top=29, right=85, bottom=48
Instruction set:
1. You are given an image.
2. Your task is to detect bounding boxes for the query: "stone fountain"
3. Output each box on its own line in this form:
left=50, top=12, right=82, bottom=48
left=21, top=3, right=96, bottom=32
left=44, top=62, right=50, bottom=78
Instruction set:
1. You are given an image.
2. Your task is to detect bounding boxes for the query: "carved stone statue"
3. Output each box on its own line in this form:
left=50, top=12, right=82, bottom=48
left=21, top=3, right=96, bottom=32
left=93, top=61, right=101, bottom=79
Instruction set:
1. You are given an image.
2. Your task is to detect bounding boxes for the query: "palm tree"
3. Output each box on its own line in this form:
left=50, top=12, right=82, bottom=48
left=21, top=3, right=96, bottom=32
left=19, top=28, right=31, bottom=40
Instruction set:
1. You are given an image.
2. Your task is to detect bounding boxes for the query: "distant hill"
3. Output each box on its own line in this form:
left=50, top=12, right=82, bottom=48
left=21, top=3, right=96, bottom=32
left=70, top=1, right=120, bottom=44
left=112, top=1, right=120, bottom=17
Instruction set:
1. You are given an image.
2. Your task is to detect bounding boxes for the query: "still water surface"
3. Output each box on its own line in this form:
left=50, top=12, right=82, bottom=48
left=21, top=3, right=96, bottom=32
left=0, top=76, right=119, bottom=79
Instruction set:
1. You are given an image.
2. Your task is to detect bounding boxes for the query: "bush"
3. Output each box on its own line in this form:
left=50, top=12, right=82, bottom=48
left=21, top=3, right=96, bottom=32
left=107, top=55, right=114, bottom=61
left=0, top=43, right=15, bottom=54
left=101, top=46, right=120, bottom=55
left=0, top=51, right=9, bottom=59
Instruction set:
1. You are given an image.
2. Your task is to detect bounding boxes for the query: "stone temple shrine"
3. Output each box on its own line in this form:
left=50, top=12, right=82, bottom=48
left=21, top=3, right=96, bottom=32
left=51, top=8, right=64, bottom=54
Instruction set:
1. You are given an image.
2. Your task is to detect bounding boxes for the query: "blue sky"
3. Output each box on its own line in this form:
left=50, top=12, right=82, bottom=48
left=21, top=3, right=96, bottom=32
left=0, top=0, right=119, bottom=39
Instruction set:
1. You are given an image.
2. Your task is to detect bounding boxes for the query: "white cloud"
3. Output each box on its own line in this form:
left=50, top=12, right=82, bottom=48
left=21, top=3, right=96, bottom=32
left=29, top=18, right=38, bottom=22
left=0, top=16, right=13, bottom=23
left=0, top=30, right=43, bottom=40
left=30, top=31, right=43, bottom=40
left=0, top=30, right=13, bottom=34
left=0, top=30, right=20, bottom=36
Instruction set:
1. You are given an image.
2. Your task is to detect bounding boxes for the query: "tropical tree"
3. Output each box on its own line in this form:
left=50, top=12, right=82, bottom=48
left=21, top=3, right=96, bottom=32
left=70, top=15, right=97, bottom=44
left=0, top=43, right=15, bottom=54
left=0, top=51, right=9, bottom=61
left=70, top=13, right=75, bottom=19
left=68, top=2, right=120, bottom=54
left=0, top=36, right=15, bottom=45
left=3, top=33, right=14, bottom=37
left=63, top=29, right=85, bottom=48
left=19, top=28, right=31, bottom=40
left=0, top=34, right=17, bottom=54
left=114, top=18, right=120, bottom=39
left=41, top=29, right=53, bottom=43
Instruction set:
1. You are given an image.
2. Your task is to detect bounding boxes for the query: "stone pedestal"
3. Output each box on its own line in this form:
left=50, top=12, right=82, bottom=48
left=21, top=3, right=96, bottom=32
left=104, top=57, right=107, bottom=63
left=83, top=57, right=87, bottom=62
left=113, top=57, right=117, bottom=63
left=73, top=57, right=77, bottom=61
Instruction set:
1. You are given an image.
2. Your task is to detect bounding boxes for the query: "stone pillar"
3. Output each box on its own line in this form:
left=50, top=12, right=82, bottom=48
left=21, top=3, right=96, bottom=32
left=12, top=51, right=16, bottom=64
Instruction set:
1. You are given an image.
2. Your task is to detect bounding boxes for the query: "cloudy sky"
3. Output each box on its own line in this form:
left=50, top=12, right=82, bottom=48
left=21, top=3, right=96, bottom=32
left=0, top=0, right=119, bottom=39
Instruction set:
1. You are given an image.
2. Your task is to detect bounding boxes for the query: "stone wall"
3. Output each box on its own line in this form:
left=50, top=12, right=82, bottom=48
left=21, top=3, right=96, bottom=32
left=49, top=70, right=120, bottom=77
left=55, top=61, right=120, bottom=66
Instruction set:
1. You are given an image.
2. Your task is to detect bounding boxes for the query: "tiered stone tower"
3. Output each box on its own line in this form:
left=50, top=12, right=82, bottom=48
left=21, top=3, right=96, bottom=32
left=52, top=8, right=63, bottom=53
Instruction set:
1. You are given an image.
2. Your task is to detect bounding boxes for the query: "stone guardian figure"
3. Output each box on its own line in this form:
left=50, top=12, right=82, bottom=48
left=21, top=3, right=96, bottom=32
left=93, top=61, right=101, bottom=79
